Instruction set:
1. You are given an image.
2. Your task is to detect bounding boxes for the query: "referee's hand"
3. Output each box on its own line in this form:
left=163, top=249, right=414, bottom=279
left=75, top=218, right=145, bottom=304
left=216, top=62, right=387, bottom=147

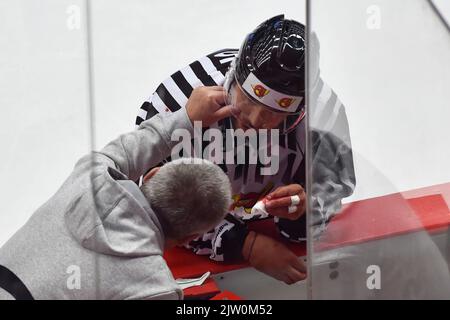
left=244, top=232, right=307, bottom=285
left=264, top=184, right=306, bottom=221
left=186, top=86, right=233, bottom=127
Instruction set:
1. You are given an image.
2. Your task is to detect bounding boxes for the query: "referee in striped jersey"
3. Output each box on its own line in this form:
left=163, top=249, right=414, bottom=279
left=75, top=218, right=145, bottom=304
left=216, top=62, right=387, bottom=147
left=135, top=15, right=355, bottom=285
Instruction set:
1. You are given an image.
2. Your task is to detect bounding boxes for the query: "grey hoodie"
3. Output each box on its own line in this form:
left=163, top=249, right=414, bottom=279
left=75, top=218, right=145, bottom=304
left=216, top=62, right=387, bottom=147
left=0, top=108, right=194, bottom=300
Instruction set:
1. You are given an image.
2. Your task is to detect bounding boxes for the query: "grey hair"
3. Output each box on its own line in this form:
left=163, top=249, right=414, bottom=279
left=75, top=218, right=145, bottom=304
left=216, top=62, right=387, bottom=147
left=140, top=158, right=232, bottom=240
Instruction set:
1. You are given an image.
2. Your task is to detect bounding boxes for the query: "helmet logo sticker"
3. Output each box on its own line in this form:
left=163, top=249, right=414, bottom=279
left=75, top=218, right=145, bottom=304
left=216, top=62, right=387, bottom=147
left=242, top=72, right=303, bottom=113
left=251, top=84, right=270, bottom=98
left=276, top=97, right=296, bottom=108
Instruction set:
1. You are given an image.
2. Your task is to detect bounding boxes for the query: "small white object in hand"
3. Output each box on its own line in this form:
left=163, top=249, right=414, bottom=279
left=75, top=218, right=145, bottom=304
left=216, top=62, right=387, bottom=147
left=250, top=200, right=270, bottom=218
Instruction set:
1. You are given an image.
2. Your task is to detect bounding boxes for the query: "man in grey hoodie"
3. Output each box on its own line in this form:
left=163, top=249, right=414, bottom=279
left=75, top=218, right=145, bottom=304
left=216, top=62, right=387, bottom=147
left=0, top=87, right=234, bottom=300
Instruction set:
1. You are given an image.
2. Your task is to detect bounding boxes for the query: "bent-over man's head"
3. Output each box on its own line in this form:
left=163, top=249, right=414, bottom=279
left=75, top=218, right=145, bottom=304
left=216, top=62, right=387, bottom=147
left=140, top=158, right=231, bottom=248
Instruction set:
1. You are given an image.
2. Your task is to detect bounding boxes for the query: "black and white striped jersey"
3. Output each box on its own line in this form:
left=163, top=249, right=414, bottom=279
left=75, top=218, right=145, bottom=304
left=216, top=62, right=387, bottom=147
left=135, top=48, right=355, bottom=262
left=136, top=49, right=238, bottom=125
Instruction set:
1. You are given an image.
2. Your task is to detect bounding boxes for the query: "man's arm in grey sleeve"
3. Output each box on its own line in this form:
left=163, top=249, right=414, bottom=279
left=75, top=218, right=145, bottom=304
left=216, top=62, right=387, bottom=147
left=98, top=108, right=193, bottom=181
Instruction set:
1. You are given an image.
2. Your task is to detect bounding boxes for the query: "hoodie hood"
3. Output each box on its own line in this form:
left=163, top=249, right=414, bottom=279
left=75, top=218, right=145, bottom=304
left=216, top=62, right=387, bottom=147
left=64, top=158, right=165, bottom=257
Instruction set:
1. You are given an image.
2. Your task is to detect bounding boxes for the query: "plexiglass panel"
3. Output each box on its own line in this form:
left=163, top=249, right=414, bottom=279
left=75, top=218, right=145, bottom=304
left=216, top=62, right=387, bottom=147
left=307, top=0, right=450, bottom=299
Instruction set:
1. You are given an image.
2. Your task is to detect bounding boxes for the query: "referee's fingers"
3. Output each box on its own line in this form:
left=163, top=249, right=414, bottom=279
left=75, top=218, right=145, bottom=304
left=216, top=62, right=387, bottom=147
left=209, top=89, right=227, bottom=106
left=292, top=257, right=307, bottom=274
left=213, top=105, right=233, bottom=122
left=267, top=184, right=303, bottom=200
left=266, top=206, right=304, bottom=220
left=208, top=86, right=226, bottom=91
left=265, top=196, right=294, bottom=209
left=287, top=267, right=306, bottom=284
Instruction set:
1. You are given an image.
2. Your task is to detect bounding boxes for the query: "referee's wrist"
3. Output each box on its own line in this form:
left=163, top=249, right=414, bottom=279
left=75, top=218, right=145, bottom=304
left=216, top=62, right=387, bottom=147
left=242, top=231, right=257, bottom=262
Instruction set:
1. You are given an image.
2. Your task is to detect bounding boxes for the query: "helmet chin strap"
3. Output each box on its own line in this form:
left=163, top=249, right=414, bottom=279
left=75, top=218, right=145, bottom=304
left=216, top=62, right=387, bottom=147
left=284, top=109, right=306, bottom=134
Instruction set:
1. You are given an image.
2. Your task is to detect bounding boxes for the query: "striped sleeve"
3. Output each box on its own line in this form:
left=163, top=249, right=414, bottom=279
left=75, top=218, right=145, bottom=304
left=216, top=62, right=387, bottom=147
left=135, top=48, right=239, bottom=128
left=184, top=213, right=249, bottom=262
left=310, top=79, right=352, bottom=147
left=308, top=79, right=356, bottom=234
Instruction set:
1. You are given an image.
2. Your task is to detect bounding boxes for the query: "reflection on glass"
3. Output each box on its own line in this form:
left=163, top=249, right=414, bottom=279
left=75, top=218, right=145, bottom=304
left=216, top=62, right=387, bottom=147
left=307, top=0, right=450, bottom=299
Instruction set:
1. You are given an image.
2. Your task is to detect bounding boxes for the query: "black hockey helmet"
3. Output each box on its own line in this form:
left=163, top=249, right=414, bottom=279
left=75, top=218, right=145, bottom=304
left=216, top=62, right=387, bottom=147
left=225, top=15, right=306, bottom=115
